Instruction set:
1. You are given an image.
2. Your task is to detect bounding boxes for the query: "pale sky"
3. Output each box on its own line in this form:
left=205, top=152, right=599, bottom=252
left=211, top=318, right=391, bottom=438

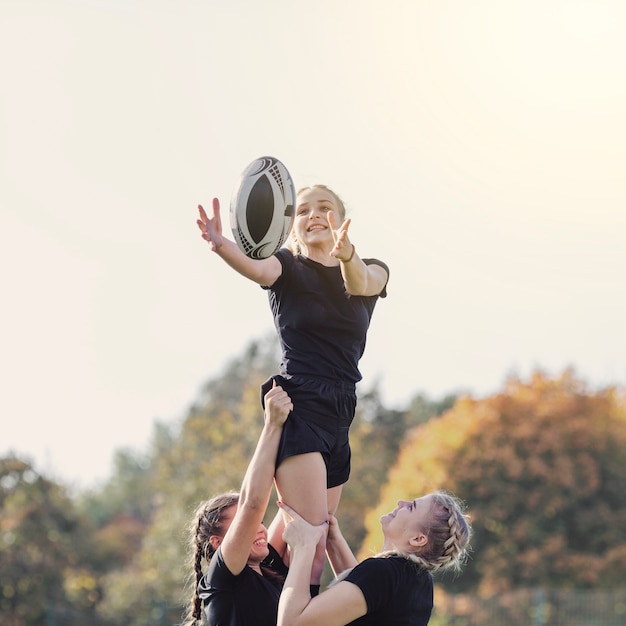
left=1, top=0, right=625, bottom=490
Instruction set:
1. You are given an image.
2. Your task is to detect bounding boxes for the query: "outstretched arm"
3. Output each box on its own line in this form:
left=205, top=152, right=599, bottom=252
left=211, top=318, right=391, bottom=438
left=326, top=213, right=388, bottom=297
left=219, top=383, right=292, bottom=576
left=196, top=198, right=283, bottom=286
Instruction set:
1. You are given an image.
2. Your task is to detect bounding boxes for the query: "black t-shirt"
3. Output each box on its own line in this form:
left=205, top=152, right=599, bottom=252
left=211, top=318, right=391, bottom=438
left=265, top=249, right=389, bottom=385
left=344, top=556, right=433, bottom=625
left=198, top=544, right=288, bottom=626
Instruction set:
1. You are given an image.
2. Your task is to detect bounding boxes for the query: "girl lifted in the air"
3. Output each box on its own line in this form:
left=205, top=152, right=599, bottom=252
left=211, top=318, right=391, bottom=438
left=197, top=183, right=389, bottom=592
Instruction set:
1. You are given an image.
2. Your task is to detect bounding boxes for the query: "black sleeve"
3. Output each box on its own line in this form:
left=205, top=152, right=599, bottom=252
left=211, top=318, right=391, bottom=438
left=363, top=258, right=390, bottom=298
left=261, top=543, right=289, bottom=578
left=344, top=558, right=398, bottom=613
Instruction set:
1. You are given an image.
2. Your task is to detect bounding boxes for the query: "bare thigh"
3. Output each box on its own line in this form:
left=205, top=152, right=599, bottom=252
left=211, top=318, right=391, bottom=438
left=327, top=484, right=343, bottom=516
left=275, top=452, right=329, bottom=524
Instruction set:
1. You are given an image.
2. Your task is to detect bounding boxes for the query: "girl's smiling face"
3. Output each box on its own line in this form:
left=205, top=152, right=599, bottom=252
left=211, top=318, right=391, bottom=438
left=209, top=504, right=270, bottom=564
left=292, top=187, right=343, bottom=253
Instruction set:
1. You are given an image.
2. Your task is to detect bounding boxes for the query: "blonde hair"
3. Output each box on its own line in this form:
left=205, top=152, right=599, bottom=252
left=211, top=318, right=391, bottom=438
left=287, top=184, right=347, bottom=255
left=405, top=491, right=472, bottom=574
left=332, top=491, right=471, bottom=588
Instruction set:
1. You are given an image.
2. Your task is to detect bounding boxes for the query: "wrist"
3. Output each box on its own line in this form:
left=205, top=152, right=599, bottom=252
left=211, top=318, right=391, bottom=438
left=264, top=421, right=284, bottom=434
left=340, top=244, right=356, bottom=263
left=291, top=542, right=319, bottom=559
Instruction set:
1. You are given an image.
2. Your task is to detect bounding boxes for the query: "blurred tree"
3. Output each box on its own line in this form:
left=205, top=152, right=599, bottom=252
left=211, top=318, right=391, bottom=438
left=339, top=385, right=456, bottom=557
left=0, top=456, right=83, bottom=624
left=96, top=335, right=281, bottom=625
left=77, top=447, right=156, bottom=576
left=407, top=391, right=457, bottom=427
left=79, top=447, right=155, bottom=525
left=93, top=334, right=459, bottom=621
left=360, top=369, right=626, bottom=594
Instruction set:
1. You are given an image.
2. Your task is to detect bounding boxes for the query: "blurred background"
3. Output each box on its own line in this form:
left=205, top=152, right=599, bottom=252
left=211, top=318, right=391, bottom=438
left=1, top=1, right=625, bottom=624
left=1, top=0, right=624, bottom=489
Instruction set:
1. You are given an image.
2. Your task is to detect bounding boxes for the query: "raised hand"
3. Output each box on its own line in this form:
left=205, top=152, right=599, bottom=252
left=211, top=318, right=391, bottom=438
left=196, top=198, right=225, bottom=252
left=326, top=212, right=354, bottom=262
left=263, top=381, right=293, bottom=428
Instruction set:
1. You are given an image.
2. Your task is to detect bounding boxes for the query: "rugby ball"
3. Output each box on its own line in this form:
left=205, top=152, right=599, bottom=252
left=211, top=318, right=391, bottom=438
left=230, top=156, right=296, bottom=259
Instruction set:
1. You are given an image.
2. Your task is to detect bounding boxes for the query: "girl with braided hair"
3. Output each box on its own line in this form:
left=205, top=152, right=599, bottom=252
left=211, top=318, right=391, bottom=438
left=276, top=491, right=472, bottom=626
left=182, top=382, right=293, bottom=626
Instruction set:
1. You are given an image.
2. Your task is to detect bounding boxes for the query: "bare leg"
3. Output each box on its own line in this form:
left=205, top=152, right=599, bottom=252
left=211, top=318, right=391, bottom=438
left=275, top=452, right=339, bottom=585
left=326, top=484, right=343, bottom=516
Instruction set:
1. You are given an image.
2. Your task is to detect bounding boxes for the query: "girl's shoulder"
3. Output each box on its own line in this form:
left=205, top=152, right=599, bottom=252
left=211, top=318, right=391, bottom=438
left=353, top=554, right=430, bottom=579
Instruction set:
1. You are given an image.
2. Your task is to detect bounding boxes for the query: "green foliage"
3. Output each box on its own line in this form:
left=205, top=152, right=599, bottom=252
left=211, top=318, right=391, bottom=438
left=0, top=456, right=91, bottom=625
left=79, top=447, right=155, bottom=526
left=407, top=391, right=457, bottom=427
left=338, top=385, right=455, bottom=557
left=361, top=369, right=626, bottom=594
left=92, top=335, right=456, bottom=620
left=8, top=335, right=625, bottom=625
left=96, top=335, right=281, bottom=624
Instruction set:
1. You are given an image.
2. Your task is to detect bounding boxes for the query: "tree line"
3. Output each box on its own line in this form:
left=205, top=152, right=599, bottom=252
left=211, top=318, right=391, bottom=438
left=2, top=335, right=625, bottom=625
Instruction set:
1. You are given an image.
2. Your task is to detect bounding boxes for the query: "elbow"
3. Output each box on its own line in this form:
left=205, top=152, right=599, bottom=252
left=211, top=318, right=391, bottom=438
left=345, top=283, right=370, bottom=297
left=344, top=276, right=369, bottom=296
left=238, top=491, right=265, bottom=512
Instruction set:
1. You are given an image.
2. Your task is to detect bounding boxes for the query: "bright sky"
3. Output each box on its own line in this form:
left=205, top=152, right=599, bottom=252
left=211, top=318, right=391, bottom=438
left=1, top=0, right=625, bottom=490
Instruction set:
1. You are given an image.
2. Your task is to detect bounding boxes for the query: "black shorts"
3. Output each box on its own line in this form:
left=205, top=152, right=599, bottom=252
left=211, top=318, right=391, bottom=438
left=261, top=375, right=357, bottom=488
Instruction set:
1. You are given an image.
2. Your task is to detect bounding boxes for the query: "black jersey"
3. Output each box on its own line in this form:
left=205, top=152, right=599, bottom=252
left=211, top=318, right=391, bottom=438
left=198, top=544, right=287, bottom=626
left=344, top=556, right=433, bottom=625
left=265, top=249, right=388, bottom=385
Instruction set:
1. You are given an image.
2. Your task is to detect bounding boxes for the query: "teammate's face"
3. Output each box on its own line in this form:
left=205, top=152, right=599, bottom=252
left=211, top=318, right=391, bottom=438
left=248, top=523, right=270, bottom=563
left=380, top=495, right=433, bottom=541
left=212, top=504, right=270, bottom=563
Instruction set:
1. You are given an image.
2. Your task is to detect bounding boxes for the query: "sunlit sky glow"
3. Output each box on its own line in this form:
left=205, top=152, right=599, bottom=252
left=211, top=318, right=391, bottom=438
left=1, top=0, right=624, bottom=489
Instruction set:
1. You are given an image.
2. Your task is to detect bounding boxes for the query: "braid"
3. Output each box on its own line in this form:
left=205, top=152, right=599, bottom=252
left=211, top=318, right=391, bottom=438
left=181, top=493, right=240, bottom=625
left=377, top=492, right=471, bottom=574
left=419, top=491, right=472, bottom=573
left=333, top=492, right=471, bottom=596
left=191, top=519, right=205, bottom=622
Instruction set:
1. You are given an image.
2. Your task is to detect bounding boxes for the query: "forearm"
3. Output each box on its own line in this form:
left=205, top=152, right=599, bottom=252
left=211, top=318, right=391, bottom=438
left=339, top=248, right=368, bottom=295
left=326, top=530, right=358, bottom=576
left=342, top=255, right=387, bottom=297
left=277, top=545, right=317, bottom=626
left=238, top=423, right=282, bottom=510
left=210, top=238, right=267, bottom=284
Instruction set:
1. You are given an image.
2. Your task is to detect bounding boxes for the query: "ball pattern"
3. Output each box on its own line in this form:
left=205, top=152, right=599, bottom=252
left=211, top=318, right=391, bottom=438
left=230, top=156, right=295, bottom=259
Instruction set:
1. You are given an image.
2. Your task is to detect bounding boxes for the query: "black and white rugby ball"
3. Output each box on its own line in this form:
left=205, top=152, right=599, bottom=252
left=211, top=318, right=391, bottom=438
left=230, top=156, right=296, bottom=259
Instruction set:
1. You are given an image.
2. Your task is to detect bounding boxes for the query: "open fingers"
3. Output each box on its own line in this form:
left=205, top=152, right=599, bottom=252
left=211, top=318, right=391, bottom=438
left=197, top=199, right=221, bottom=225
left=197, top=204, right=211, bottom=234
left=329, top=217, right=352, bottom=259
left=198, top=204, right=209, bottom=221
left=212, top=197, right=221, bottom=216
left=339, top=217, right=351, bottom=234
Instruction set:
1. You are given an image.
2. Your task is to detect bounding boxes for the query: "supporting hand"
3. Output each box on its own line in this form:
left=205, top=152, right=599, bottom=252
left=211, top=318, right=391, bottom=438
left=264, top=381, right=293, bottom=429
left=278, top=501, right=329, bottom=550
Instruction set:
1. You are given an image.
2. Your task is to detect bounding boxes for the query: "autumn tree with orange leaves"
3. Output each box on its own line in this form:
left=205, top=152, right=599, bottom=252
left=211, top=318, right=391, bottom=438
left=360, top=370, right=626, bottom=594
